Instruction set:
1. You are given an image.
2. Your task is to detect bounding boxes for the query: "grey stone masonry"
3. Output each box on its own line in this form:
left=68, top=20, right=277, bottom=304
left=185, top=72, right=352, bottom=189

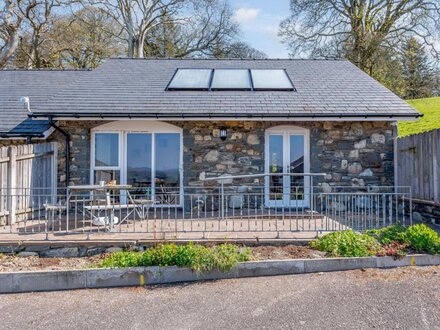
left=42, top=120, right=395, bottom=188
left=47, top=121, right=107, bottom=187
left=407, top=199, right=440, bottom=225
left=171, top=121, right=395, bottom=188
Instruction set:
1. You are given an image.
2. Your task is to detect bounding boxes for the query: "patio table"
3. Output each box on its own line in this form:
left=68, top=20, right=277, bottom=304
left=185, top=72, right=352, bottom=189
left=66, top=184, right=154, bottom=231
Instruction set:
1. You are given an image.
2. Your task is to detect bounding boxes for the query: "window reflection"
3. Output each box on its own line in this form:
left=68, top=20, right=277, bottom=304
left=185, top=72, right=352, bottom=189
left=127, top=133, right=152, bottom=191
left=290, top=135, right=305, bottom=201
left=155, top=133, right=180, bottom=204
left=95, top=133, right=119, bottom=167
left=269, top=135, right=283, bottom=200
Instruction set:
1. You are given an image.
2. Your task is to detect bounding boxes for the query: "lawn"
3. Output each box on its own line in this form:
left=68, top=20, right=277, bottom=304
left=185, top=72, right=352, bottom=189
left=398, top=97, right=440, bottom=137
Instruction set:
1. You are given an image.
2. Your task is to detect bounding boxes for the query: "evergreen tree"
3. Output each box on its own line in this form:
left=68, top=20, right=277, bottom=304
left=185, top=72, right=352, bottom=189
left=401, top=37, right=435, bottom=99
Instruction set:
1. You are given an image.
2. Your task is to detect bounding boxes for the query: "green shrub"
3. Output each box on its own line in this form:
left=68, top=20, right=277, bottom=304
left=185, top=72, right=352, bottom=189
left=310, top=230, right=380, bottom=257
left=149, top=243, right=178, bottom=266
left=186, top=244, right=216, bottom=273
left=405, top=224, right=440, bottom=254
left=367, top=224, right=440, bottom=255
left=212, top=244, right=251, bottom=272
left=99, top=243, right=251, bottom=273
left=99, top=251, right=143, bottom=268
left=366, top=225, right=408, bottom=244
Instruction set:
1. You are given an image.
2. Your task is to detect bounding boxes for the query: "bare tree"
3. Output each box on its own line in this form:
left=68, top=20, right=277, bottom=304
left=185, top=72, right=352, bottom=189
left=88, top=0, right=238, bottom=58
left=143, top=0, right=239, bottom=58
left=219, top=41, right=267, bottom=59
left=170, top=0, right=238, bottom=57
left=86, top=0, right=183, bottom=58
left=16, top=0, right=71, bottom=68
left=46, top=6, right=125, bottom=68
left=0, top=0, right=37, bottom=68
left=279, top=0, right=440, bottom=73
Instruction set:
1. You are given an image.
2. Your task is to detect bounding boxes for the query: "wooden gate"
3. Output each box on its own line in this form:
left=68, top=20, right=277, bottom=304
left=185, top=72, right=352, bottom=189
left=397, top=129, right=440, bottom=202
left=0, top=142, right=58, bottom=224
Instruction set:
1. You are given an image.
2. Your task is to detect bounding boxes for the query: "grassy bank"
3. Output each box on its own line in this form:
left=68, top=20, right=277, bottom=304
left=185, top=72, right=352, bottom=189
left=399, top=97, right=440, bottom=137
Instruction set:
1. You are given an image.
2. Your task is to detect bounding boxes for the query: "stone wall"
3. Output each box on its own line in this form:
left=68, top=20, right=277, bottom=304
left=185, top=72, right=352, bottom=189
left=409, top=199, right=440, bottom=225
left=175, top=121, right=395, bottom=189
left=2, top=120, right=396, bottom=189
left=47, top=121, right=106, bottom=187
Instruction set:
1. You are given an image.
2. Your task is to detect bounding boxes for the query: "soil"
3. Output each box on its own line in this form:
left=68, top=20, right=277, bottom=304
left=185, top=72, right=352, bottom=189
left=251, top=245, right=326, bottom=260
left=0, top=245, right=326, bottom=272
left=0, top=255, right=104, bottom=272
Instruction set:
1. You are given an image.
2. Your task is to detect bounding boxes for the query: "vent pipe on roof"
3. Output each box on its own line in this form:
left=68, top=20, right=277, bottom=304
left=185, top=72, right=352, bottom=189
left=19, top=96, right=31, bottom=113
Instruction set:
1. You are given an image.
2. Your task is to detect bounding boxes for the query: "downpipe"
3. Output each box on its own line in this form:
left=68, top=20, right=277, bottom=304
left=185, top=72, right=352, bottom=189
left=48, top=116, right=70, bottom=186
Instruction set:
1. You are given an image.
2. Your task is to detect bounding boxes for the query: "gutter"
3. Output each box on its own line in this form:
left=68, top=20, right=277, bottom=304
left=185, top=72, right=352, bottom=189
left=29, top=112, right=422, bottom=119
left=0, top=132, right=45, bottom=139
left=48, top=116, right=70, bottom=185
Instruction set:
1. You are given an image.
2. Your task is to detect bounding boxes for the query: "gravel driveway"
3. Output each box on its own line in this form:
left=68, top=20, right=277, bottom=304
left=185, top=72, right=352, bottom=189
left=0, top=266, right=439, bottom=330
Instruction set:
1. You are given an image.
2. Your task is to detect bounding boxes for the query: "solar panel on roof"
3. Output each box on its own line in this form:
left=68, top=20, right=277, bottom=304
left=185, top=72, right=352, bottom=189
left=167, top=69, right=212, bottom=90
left=211, top=69, right=251, bottom=90
left=250, top=69, right=294, bottom=90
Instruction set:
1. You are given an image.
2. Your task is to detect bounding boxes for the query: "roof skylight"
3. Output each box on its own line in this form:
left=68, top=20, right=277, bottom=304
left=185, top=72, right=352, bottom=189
left=250, top=69, right=294, bottom=90
left=211, top=69, right=251, bottom=90
left=166, top=68, right=295, bottom=91
left=167, top=69, right=212, bottom=90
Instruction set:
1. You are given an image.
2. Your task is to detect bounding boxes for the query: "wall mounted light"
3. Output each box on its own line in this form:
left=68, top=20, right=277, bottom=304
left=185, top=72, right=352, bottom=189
left=219, top=127, right=227, bottom=141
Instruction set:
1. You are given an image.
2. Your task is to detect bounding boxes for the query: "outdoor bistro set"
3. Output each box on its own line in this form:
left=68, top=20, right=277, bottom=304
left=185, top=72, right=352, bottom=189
left=51, top=182, right=156, bottom=231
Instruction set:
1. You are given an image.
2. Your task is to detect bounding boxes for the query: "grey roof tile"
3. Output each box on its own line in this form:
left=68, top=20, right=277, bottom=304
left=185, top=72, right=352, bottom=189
left=0, top=69, right=90, bottom=133
left=2, top=59, right=420, bottom=123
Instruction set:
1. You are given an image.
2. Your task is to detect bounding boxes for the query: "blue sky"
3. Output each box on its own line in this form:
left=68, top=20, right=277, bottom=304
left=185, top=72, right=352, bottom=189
left=231, top=0, right=290, bottom=58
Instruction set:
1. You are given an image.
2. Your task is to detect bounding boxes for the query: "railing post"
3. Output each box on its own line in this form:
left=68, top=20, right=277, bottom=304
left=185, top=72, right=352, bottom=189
left=51, top=142, right=58, bottom=205
left=409, top=187, right=413, bottom=226
left=7, top=146, right=17, bottom=225
left=221, top=181, right=225, bottom=220
left=310, top=176, right=314, bottom=223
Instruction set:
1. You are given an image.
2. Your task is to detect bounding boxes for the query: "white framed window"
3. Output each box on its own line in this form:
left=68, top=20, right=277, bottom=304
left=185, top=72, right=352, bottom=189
left=91, top=132, right=122, bottom=185
left=91, top=121, right=183, bottom=207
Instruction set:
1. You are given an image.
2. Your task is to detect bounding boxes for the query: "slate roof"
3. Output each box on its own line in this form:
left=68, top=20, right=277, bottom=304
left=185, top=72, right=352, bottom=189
left=29, top=58, right=420, bottom=119
left=0, top=69, right=90, bottom=135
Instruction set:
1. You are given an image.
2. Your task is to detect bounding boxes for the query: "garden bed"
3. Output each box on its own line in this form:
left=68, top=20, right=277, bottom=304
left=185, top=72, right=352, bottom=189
left=0, top=245, right=323, bottom=272
left=1, top=224, right=439, bottom=273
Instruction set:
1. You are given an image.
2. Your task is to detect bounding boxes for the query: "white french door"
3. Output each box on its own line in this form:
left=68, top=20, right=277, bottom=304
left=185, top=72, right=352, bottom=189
left=265, top=126, right=310, bottom=208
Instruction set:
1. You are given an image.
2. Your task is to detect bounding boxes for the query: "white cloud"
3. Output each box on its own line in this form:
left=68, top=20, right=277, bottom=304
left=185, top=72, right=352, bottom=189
left=233, top=7, right=261, bottom=24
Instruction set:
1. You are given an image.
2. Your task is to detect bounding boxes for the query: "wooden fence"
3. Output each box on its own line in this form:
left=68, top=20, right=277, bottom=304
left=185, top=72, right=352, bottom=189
left=0, top=142, right=58, bottom=224
left=397, top=129, right=440, bottom=203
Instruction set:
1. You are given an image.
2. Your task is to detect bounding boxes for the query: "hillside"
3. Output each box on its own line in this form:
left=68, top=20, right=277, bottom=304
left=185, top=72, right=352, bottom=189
left=398, top=97, right=440, bottom=137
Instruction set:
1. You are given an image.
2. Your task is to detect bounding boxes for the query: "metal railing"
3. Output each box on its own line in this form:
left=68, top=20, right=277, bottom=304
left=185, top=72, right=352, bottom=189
left=0, top=175, right=412, bottom=240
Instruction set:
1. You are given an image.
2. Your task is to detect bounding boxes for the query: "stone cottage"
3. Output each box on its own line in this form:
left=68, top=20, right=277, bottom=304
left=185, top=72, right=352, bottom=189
left=0, top=58, right=420, bottom=209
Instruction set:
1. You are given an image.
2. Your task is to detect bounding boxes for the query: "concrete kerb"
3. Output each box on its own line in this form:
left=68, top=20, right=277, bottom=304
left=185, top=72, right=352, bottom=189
left=1, top=254, right=439, bottom=294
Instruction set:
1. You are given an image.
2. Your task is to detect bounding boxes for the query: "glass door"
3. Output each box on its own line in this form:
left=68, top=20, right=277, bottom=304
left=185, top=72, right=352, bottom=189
left=154, top=133, right=181, bottom=205
left=266, top=129, right=309, bottom=208
left=268, top=135, right=285, bottom=207
left=126, top=133, right=152, bottom=199
left=124, top=132, right=181, bottom=206
left=289, top=135, right=307, bottom=207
